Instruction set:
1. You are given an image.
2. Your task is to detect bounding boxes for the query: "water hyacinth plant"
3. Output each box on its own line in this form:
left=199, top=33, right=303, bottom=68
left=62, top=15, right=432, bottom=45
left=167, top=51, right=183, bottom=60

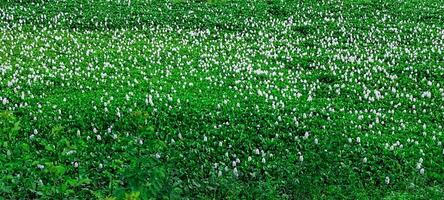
left=1, top=0, right=444, bottom=199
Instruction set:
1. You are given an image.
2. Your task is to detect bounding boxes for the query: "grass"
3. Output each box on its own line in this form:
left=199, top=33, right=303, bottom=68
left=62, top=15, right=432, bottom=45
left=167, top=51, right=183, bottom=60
left=1, top=0, right=444, bottom=199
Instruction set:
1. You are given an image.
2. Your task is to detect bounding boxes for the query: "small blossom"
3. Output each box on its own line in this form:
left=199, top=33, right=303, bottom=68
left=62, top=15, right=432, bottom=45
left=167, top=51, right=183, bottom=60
left=254, top=148, right=260, bottom=155
left=233, top=168, right=238, bottom=177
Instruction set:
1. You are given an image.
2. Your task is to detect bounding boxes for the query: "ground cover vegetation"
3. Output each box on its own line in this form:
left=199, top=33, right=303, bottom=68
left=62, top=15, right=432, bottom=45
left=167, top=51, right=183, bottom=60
left=1, top=0, right=444, bottom=199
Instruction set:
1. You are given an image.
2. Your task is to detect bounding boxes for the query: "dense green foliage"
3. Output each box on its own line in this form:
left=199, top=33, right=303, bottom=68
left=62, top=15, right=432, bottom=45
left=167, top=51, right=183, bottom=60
left=1, top=0, right=444, bottom=199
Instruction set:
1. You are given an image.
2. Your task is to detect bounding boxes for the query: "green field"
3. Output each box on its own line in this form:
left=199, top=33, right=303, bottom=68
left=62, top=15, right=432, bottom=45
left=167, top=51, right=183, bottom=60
left=1, top=0, right=444, bottom=199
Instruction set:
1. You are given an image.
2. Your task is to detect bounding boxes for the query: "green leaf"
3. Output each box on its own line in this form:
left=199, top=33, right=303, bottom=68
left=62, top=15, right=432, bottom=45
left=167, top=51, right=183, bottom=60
left=50, top=165, right=66, bottom=176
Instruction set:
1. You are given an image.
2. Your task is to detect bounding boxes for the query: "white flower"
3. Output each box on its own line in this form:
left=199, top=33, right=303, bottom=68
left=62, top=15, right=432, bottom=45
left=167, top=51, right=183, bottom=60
left=37, top=164, right=45, bottom=170
left=2, top=98, right=8, bottom=105
left=363, top=157, right=367, bottom=163
left=307, top=95, right=313, bottom=102
left=96, top=135, right=102, bottom=141
left=304, top=132, right=309, bottom=139
left=254, top=148, right=260, bottom=155
left=416, top=163, right=422, bottom=169
left=385, top=176, right=390, bottom=185
left=66, top=150, right=76, bottom=155
left=420, top=168, right=425, bottom=175
left=299, top=155, right=304, bottom=162
left=421, top=91, right=432, bottom=98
